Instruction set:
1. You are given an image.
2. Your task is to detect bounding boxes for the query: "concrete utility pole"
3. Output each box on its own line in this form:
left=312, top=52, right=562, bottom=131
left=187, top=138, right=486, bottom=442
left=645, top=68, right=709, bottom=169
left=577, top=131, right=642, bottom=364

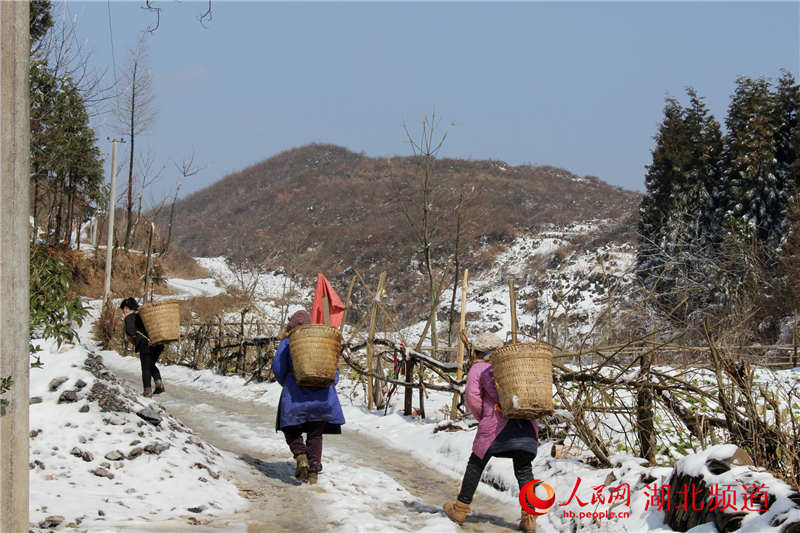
left=103, top=138, right=124, bottom=304
left=0, top=2, right=31, bottom=531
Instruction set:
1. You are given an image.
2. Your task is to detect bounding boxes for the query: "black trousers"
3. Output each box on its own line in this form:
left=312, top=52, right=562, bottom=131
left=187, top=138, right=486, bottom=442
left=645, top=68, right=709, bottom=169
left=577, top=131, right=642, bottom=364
left=457, top=451, right=536, bottom=504
left=140, top=350, right=162, bottom=389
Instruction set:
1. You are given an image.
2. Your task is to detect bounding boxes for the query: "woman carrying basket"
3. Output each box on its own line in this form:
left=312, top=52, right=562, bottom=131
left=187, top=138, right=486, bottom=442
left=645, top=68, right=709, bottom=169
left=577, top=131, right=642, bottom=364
left=120, top=297, right=165, bottom=398
left=272, top=309, right=345, bottom=484
left=443, top=332, right=540, bottom=532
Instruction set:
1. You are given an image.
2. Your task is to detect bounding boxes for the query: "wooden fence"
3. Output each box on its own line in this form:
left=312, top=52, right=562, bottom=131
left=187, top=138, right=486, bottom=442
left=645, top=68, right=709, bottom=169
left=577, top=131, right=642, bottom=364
left=156, top=265, right=800, bottom=425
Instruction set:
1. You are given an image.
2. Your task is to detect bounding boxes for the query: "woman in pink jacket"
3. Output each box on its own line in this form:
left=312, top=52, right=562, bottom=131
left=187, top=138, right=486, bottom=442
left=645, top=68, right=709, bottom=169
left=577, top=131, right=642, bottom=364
left=443, top=332, right=539, bottom=533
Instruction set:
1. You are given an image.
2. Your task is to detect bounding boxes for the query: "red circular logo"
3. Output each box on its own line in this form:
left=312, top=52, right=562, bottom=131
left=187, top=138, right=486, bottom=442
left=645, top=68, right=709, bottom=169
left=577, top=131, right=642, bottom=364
left=519, top=480, right=556, bottom=516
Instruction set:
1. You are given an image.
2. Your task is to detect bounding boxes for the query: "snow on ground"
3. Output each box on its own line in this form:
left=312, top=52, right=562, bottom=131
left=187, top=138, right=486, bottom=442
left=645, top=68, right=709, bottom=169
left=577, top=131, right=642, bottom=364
left=94, top=307, right=668, bottom=533
left=96, top=337, right=800, bottom=532
left=470, top=223, right=635, bottom=342
left=192, top=257, right=312, bottom=335
left=173, top=256, right=800, bottom=532
left=76, top=302, right=464, bottom=532
left=398, top=223, right=635, bottom=345
left=33, top=240, right=797, bottom=531
left=28, top=336, right=245, bottom=532
left=549, top=360, right=800, bottom=463
left=98, top=336, right=675, bottom=532
left=165, top=277, right=225, bottom=299
left=196, top=256, right=311, bottom=302
left=192, top=222, right=633, bottom=348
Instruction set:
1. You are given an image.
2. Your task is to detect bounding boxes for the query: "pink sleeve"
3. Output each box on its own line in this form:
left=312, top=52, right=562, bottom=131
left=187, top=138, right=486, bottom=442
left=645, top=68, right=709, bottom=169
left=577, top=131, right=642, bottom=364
left=464, top=364, right=484, bottom=419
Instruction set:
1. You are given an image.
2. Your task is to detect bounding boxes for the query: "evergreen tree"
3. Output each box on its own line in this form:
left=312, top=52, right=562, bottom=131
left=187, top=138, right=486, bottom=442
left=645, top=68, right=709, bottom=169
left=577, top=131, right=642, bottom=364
left=638, top=98, right=688, bottom=293
left=638, top=90, right=723, bottom=309
left=29, top=0, right=105, bottom=244
left=712, top=74, right=798, bottom=314
left=642, top=72, right=800, bottom=320
left=721, top=77, right=782, bottom=249
left=773, top=70, right=800, bottom=210
left=677, top=90, right=724, bottom=305
left=29, top=0, right=53, bottom=50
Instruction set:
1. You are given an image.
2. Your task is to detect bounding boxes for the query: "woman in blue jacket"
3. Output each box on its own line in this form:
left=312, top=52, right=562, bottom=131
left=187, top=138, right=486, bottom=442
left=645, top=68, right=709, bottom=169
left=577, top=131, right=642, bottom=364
left=273, top=310, right=345, bottom=484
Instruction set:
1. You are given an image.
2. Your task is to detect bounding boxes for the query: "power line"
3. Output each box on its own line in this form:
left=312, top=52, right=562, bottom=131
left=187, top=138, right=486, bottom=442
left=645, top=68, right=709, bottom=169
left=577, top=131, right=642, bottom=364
left=106, top=0, right=117, bottom=85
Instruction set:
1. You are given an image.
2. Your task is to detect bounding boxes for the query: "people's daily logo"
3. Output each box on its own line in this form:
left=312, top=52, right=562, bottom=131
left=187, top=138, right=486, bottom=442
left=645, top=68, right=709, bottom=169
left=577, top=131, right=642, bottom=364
left=519, top=480, right=556, bottom=516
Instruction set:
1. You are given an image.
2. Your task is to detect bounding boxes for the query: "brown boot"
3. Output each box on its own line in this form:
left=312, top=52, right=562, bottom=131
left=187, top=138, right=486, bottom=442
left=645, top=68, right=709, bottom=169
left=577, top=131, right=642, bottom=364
left=443, top=500, right=470, bottom=525
left=143, top=387, right=153, bottom=398
left=520, top=510, right=537, bottom=532
left=306, top=471, right=318, bottom=484
left=154, top=379, right=165, bottom=394
left=294, top=454, right=309, bottom=481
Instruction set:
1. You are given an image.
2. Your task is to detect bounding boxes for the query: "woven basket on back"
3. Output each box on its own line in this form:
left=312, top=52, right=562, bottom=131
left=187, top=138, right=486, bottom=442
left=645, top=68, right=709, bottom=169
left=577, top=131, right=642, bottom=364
left=289, top=324, right=342, bottom=387
left=490, top=342, right=553, bottom=419
left=138, top=300, right=180, bottom=345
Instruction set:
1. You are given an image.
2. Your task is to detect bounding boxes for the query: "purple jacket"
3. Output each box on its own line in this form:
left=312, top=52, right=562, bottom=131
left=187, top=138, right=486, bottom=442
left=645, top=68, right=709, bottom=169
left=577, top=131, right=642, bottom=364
left=465, top=361, right=539, bottom=459
left=272, top=338, right=346, bottom=429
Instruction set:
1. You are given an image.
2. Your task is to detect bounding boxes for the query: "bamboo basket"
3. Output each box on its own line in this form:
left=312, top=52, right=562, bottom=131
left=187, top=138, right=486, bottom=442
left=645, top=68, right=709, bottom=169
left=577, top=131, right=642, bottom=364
left=490, top=342, right=553, bottom=419
left=289, top=324, right=342, bottom=387
left=138, top=300, right=180, bottom=345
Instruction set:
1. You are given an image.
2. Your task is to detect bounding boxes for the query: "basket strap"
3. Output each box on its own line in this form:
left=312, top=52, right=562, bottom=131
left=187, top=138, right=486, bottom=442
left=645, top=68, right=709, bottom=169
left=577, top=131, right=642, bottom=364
left=136, top=330, right=152, bottom=345
left=134, top=310, right=152, bottom=344
left=481, top=388, right=502, bottom=414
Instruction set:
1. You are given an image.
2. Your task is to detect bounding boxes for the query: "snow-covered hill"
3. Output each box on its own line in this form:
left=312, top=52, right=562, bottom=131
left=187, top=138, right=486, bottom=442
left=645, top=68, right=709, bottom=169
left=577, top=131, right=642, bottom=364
left=193, top=220, right=635, bottom=349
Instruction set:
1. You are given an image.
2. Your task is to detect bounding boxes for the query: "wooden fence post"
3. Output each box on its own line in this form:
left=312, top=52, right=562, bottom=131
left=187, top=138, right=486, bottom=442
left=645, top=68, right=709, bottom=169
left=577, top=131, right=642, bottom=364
left=793, top=309, right=798, bottom=368
left=509, top=278, right=518, bottom=344
left=339, top=275, right=356, bottom=333
left=142, top=222, right=154, bottom=302
left=413, top=260, right=453, bottom=354
left=403, top=348, right=414, bottom=416
left=637, top=343, right=656, bottom=464
left=450, top=269, right=469, bottom=419
left=418, top=364, right=426, bottom=419
left=366, top=272, right=386, bottom=410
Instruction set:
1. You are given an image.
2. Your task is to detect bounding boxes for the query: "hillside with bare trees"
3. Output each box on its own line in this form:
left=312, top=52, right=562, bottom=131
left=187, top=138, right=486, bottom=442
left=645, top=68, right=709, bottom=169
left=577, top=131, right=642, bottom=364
left=160, top=144, right=640, bottom=317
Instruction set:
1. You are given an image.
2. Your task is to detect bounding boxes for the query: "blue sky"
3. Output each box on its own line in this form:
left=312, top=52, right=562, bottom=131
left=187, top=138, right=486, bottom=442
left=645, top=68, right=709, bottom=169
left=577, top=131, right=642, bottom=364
left=68, top=1, right=799, bottom=203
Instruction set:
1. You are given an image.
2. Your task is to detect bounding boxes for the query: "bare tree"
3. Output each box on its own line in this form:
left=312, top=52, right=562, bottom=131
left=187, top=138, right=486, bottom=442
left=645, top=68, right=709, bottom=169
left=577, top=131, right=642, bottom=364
left=226, top=234, right=265, bottom=304
left=447, top=191, right=465, bottom=346
left=130, top=147, right=165, bottom=248
left=400, top=112, right=449, bottom=355
left=34, top=4, right=113, bottom=110
left=115, top=34, right=156, bottom=250
left=163, top=148, right=203, bottom=256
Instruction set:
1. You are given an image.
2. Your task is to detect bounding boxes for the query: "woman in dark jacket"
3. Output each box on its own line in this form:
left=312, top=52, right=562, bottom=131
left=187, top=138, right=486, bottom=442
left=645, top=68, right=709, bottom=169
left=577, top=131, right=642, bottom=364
left=272, top=309, right=345, bottom=484
left=120, top=297, right=165, bottom=398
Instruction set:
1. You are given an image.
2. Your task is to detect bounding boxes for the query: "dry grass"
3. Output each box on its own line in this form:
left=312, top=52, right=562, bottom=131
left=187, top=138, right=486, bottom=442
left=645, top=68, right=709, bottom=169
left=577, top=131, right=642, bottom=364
left=161, top=247, right=209, bottom=280
left=93, top=302, right=123, bottom=351
left=53, top=244, right=206, bottom=301
left=175, top=292, right=250, bottom=325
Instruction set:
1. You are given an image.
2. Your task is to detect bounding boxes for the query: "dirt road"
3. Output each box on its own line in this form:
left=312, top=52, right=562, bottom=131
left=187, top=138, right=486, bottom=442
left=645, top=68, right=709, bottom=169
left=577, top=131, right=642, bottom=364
left=109, top=363, right=522, bottom=532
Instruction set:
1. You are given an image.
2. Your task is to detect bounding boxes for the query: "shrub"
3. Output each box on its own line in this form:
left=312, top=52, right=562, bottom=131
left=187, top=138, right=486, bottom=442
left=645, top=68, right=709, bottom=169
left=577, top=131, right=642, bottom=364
left=29, top=244, right=89, bottom=351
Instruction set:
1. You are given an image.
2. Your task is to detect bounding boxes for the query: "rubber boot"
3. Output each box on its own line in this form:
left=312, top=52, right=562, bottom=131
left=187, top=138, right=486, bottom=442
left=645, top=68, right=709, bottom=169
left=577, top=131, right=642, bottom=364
left=294, top=453, right=309, bottom=481
left=443, top=500, right=470, bottom=525
left=143, top=387, right=153, bottom=398
left=520, top=510, right=537, bottom=532
left=307, top=471, right=318, bottom=485
left=154, top=379, right=165, bottom=395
